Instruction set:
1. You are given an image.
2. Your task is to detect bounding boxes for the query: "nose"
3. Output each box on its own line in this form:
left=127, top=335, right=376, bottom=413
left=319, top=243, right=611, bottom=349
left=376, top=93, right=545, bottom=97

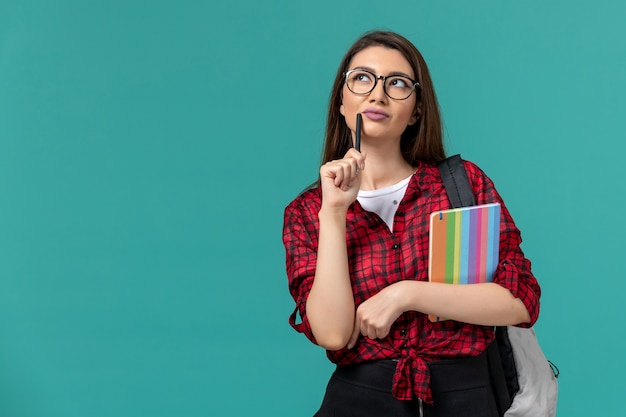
left=369, top=76, right=387, bottom=102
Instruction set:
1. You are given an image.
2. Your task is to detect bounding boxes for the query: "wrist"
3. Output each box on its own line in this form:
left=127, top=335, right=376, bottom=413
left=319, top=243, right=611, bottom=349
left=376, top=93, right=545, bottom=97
left=318, top=205, right=349, bottom=219
left=396, top=280, right=419, bottom=312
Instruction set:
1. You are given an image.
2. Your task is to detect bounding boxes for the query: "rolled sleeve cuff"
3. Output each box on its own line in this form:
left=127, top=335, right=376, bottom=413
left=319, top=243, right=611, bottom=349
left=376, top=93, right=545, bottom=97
left=288, top=302, right=318, bottom=344
left=493, top=260, right=540, bottom=327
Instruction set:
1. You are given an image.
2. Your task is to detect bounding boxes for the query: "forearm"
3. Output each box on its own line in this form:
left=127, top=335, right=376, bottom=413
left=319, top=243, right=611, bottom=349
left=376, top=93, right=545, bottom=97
left=306, top=208, right=355, bottom=350
left=401, top=281, right=530, bottom=326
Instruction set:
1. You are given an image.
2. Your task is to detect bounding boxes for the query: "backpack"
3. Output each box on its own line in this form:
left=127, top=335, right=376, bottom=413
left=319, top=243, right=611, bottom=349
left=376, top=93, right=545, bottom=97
left=437, top=155, right=559, bottom=417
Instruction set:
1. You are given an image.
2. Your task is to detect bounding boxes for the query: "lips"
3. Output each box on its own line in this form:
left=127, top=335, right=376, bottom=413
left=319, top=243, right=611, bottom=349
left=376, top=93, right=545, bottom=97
left=362, top=108, right=389, bottom=121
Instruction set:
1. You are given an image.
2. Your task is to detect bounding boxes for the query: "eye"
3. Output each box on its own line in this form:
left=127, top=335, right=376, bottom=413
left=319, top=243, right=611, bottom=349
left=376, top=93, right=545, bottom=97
left=350, top=71, right=374, bottom=83
left=388, top=76, right=411, bottom=89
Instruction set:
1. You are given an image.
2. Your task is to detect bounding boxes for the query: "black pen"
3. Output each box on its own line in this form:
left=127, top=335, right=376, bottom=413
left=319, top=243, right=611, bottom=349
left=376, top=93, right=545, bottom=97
left=355, top=113, right=362, bottom=152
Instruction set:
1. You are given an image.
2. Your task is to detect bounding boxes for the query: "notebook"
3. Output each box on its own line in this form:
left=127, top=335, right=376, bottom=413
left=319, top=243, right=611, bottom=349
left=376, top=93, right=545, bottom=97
left=428, top=203, right=501, bottom=322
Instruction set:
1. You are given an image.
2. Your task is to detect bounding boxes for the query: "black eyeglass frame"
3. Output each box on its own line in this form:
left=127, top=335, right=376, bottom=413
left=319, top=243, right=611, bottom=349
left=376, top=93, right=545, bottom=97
left=344, top=69, right=420, bottom=101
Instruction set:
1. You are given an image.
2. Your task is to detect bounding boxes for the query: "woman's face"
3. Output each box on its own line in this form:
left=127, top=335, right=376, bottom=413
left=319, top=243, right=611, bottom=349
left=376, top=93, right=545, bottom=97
left=340, top=46, right=418, bottom=144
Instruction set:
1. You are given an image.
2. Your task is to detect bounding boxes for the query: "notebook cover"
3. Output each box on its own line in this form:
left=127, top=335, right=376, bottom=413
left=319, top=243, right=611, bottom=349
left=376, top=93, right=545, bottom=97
left=428, top=203, right=501, bottom=322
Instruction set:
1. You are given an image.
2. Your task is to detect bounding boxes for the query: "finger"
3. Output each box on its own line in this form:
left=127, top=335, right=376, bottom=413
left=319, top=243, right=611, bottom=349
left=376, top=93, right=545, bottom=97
left=333, top=165, right=344, bottom=188
left=325, top=161, right=348, bottom=188
left=320, top=162, right=338, bottom=180
left=339, top=161, right=357, bottom=190
left=345, top=165, right=357, bottom=188
left=357, top=310, right=374, bottom=339
left=376, top=326, right=390, bottom=339
left=341, top=163, right=353, bottom=190
left=344, top=148, right=367, bottom=171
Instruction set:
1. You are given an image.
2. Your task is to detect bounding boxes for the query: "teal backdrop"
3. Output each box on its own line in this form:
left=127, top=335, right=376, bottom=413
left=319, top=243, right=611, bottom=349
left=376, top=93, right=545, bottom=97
left=1, top=1, right=624, bottom=416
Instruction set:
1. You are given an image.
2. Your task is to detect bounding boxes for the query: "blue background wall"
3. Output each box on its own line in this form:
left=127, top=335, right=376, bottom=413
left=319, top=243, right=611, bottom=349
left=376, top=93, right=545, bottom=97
left=1, top=1, right=624, bottom=415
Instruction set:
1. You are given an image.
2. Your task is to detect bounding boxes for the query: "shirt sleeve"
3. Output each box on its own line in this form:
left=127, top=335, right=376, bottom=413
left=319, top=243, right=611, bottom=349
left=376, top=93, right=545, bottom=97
left=464, top=161, right=541, bottom=326
left=282, top=194, right=319, bottom=344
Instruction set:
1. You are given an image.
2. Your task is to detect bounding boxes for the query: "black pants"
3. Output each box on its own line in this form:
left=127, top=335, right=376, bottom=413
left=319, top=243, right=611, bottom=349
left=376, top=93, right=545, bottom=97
left=313, top=351, right=499, bottom=417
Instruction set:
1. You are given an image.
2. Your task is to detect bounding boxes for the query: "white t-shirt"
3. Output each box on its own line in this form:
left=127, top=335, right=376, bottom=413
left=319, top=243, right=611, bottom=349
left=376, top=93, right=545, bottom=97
left=357, top=174, right=413, bottom=232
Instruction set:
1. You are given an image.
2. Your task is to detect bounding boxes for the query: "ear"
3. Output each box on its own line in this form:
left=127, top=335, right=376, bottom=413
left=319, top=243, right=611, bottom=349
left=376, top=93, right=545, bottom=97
left=409, top=106, right=422, bottom=125
left=340, top=103, right=345, bottom=117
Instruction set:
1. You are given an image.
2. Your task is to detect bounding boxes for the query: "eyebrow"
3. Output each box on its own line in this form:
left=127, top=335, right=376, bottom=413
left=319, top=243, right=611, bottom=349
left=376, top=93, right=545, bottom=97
left=351, top=66, right=415, bottom=80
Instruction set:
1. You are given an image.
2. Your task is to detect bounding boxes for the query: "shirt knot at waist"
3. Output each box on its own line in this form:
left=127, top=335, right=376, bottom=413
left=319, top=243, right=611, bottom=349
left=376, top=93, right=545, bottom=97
left=392, top=352, right=434, bottom=404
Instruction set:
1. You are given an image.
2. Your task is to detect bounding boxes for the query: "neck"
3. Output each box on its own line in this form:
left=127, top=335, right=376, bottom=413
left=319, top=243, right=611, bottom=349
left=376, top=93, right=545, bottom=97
left=359, top=141, right=415, bottom=191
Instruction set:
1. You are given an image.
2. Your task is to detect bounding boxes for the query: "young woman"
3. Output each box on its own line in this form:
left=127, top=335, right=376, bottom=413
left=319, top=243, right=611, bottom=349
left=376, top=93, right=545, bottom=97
left=283, top=30, right=540, bottom=417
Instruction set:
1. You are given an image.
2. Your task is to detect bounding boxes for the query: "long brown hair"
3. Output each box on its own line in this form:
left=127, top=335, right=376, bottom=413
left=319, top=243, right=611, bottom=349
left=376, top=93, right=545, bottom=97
left=321, top=31, right=445, bottom=166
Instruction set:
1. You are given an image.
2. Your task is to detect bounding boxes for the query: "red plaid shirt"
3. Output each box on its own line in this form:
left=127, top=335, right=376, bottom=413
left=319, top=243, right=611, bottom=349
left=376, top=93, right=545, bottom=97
left=283, top=159, right=540, bottom=404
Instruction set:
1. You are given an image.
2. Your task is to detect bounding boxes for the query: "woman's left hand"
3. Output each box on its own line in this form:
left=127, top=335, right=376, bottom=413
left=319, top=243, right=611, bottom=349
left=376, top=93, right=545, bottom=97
left=347, top=281, right=410, bottom=349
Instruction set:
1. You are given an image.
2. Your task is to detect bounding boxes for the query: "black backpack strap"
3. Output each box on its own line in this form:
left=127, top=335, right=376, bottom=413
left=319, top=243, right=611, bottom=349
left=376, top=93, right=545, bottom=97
left=436, top=154, right=513, bottom=416
left=486, top=339, right=513, bottom=416
left=437, top=154, right=476, bottom=208
left=495, top=326, right=519, bottom=399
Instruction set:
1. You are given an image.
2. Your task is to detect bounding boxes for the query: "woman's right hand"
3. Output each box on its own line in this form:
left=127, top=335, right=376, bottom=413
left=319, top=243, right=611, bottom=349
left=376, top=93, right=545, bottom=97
left=319, top=148, right=366, bottom=211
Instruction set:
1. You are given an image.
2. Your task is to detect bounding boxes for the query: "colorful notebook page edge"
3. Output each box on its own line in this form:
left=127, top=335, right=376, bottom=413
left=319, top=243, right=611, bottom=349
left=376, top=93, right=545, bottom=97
left=479, top=205, right=488, bottom=283
left=444, top=210, right=459, bottom=284
left=459, top=208, right=470, bottom=284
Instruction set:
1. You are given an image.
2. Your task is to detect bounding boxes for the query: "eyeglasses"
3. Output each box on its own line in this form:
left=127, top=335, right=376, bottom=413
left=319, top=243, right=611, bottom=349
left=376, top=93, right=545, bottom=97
left=344, top=69, right=419, bottom=100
